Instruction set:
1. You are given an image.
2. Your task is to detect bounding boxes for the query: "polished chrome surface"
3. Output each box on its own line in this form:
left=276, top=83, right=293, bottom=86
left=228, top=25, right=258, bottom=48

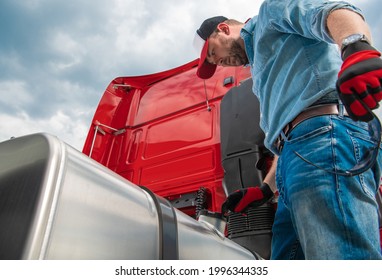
left=0, top=133, right=256, bottom=260
left=177, top=212, right=256, bottom=260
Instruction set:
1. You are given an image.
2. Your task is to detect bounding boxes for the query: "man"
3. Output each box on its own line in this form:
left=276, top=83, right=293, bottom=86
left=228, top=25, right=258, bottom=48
left=194, top=0, right=382, bottom=259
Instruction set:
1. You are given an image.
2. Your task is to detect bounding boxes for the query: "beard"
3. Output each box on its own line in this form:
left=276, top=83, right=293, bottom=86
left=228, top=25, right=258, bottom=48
left=228, top=38, right=249, bottom=65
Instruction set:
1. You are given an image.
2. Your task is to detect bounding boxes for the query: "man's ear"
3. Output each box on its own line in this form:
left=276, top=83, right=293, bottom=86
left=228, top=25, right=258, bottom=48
left=217, top=22, right=230, bottom=35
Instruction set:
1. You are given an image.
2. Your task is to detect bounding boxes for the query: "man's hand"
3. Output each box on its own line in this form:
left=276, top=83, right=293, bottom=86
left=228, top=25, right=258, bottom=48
left=221, top=183, right=274, bottom=214
left=336, top=41, right=382, bottom=122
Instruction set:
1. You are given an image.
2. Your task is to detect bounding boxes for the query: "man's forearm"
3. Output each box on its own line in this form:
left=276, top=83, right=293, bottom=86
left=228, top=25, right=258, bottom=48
left=327, top=8, right=372, bottom=48
left=263, top=155, right=278, bottom=193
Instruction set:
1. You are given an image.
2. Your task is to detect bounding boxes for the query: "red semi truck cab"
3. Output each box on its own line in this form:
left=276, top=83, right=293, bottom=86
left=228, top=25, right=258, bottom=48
left=82, top=59, right=258, bottom=215
left=82, top=59, right=277, bottom=258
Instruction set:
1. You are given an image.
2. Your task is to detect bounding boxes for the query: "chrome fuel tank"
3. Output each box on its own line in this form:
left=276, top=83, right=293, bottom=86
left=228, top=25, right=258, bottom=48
left=0, top=133, right=256, bottom=260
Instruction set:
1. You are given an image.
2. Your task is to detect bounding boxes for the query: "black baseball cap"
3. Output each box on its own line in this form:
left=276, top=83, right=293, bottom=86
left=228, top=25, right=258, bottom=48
left=193, top=16, right=227, bottom=79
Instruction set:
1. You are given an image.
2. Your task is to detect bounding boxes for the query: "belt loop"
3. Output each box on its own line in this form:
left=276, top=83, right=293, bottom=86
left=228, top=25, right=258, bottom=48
left=338, top=100, right=344, bottom=117
left=275, top=129, right=288, bottom=153
left=277, top=126, right=291, bottom=153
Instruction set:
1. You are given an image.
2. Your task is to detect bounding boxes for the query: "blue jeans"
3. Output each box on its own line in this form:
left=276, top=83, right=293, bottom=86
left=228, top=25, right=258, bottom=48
left=271, top=114, right=382, bottom=260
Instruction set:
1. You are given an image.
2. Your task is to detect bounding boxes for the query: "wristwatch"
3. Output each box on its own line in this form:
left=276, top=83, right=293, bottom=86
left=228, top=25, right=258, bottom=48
left=341, top=33, right=370, bottom=52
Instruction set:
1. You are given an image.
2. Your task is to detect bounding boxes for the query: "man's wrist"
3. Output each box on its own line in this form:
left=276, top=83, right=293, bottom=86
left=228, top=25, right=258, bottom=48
left=341, top=33, right=371, bottom=59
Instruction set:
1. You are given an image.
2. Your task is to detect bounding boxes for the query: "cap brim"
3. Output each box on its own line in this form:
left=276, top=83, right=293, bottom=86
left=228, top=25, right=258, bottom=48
left=195, top=38, right=217, bottom=79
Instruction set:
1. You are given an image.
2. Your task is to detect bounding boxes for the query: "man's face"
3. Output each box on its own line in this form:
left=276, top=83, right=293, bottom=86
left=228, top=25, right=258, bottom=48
left=206, top=32, right=248, bottom=67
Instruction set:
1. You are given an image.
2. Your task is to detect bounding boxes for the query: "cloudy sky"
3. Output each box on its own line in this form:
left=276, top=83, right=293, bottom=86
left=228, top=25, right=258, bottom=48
left=1, top=0, right=381, bottom=151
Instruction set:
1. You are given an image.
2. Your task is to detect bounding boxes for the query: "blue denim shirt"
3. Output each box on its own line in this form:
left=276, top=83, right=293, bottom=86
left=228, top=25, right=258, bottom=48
left=240, top=0, right=363, bottom=154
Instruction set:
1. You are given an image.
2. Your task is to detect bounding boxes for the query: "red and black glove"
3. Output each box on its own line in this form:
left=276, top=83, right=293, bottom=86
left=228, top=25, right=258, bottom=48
left=221, top=183, right=274, bottom=214
left=336, top=41, right=382, bottom=122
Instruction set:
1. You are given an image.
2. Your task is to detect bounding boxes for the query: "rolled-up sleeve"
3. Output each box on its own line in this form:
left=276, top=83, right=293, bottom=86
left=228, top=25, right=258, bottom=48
left=261, top=0, right=364, bottom=43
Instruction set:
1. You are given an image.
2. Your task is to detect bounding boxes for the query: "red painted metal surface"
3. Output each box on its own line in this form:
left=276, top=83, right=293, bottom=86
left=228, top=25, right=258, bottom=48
left=83, top=59, right=251, bottom=216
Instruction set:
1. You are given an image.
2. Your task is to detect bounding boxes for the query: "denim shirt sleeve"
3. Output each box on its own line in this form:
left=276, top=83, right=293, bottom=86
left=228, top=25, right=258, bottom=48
left=261, top=0, right=364, bottom=44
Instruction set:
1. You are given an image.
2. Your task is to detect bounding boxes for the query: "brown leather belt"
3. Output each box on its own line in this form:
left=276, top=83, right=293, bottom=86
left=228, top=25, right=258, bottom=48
left=275, top=104, right=349, bottom=153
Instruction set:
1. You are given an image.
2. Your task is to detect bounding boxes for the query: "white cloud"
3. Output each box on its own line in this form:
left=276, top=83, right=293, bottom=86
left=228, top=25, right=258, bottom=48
left=0, top=110, right=89, bottom=150
left=111, top=0, right=264, bottom=71
left=49, top=32, right=86, bottom=71
left=0, top=80, right=33, bottom=109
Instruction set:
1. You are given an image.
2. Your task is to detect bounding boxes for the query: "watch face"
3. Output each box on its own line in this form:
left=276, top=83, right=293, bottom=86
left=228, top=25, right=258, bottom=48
left=343, top=34, right=365, bottom=46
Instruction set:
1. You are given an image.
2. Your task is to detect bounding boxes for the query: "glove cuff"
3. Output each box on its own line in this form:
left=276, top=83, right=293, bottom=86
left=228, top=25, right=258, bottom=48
left=341, top=40, right=378, bottom=60
left=260, top=183, right=274, bottom=200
